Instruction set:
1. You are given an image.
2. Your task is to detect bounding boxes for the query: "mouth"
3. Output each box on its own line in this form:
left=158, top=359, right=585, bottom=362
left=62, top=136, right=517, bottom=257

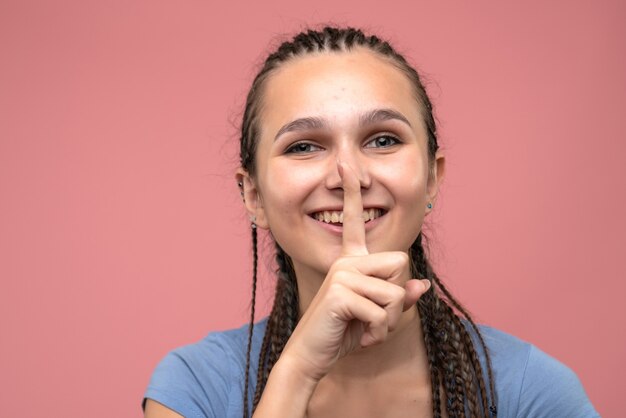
left=309, top=208, right=386, bottom=225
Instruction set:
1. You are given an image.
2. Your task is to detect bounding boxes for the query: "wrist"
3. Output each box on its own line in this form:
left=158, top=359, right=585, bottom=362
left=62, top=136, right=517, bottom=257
left=253, top=354, right=320, bottom=418
left=272, top=353, right=322, bottom=389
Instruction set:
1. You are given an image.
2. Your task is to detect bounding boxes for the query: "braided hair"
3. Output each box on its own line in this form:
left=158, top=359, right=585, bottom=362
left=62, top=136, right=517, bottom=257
left=239, top=26, right=497, bottom=418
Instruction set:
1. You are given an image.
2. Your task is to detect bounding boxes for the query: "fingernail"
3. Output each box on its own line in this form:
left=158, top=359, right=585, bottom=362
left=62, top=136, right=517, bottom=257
left=422, top=279, right=431, bottom=292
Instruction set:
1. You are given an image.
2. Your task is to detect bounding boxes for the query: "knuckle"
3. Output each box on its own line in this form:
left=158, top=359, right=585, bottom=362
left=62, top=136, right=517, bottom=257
left=390, top=285, right=406, bottom=301
left=387, top=320, right=397, bottom=332
left=387, top=322, right=397, bottom=332
left=388, top=251, right=409, bottom=268
left=334, top=257, right=352, bottom=269
left=386, top=304, right=402, bottom=330
left=325, top=286, right=348, bottom=310
left=370, top=326, right=388, bottom=345
left=327, top=282, right=345, bottom=297
left=371, top=308, right=388, bottom=327
left=332, top=269, right=350, bottom=284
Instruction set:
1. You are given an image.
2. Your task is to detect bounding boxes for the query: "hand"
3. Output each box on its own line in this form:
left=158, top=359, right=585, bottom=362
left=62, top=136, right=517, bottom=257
left=279, top=160, right=431, bottom=382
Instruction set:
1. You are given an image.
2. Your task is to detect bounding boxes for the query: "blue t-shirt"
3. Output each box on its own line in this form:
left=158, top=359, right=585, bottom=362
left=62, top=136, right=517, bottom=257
left=143, top=319, right=598, bottom=417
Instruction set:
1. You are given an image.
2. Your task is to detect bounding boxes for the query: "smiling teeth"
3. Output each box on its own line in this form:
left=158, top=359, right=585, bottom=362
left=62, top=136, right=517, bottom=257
left=313, top=209, right=383, bottom=224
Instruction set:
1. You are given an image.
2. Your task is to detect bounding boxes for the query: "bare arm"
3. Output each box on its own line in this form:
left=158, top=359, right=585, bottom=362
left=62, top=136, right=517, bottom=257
left=252, top=355, right=319, bottom=417
left=144, top=399, right=184, bottom=418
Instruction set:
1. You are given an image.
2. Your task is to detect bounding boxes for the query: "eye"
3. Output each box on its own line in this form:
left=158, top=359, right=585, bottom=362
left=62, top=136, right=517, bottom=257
left=364, top=134, right=401, bottom=149
left=285, top=142, right=323, bottom=154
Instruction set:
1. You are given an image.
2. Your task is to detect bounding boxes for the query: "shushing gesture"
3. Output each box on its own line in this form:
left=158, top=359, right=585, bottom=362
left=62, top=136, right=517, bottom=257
left=280, top=161, right=431, bottom=383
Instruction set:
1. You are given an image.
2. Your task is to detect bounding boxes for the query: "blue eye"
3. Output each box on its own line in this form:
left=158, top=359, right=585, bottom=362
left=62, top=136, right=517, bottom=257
left=285, top=142, right=322, bottom=154
left=365, top=135, right=401, bottom=148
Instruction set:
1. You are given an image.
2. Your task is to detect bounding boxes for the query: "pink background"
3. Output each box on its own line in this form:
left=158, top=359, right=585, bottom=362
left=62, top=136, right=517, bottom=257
left=1, top=1, right=624, bottom=416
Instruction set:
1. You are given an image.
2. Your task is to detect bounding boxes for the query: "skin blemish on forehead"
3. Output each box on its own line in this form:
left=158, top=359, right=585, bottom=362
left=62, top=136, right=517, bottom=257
left=261, top=50, right=427, bottom=145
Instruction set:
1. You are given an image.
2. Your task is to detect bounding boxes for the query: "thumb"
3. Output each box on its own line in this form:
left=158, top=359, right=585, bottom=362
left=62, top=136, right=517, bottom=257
left=402, top=279, right=431, bottom=311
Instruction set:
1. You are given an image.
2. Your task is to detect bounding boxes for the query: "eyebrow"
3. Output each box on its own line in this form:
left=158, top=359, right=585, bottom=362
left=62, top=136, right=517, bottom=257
left=274, top=117, right=327, bottom=141
left=359, top=108, right=412, bottom=129
left=273, top=108, right=412, bottom=141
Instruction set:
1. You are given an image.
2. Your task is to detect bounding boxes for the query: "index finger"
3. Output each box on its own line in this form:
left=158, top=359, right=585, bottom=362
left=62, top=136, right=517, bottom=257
left=339, top=160, right=368, bottom=256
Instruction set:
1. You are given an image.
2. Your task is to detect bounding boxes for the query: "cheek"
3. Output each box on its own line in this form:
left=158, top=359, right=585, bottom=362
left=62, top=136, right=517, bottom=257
left=378, top=153, right=429, bottom=203
left=260, top=161, right=321, bottom=220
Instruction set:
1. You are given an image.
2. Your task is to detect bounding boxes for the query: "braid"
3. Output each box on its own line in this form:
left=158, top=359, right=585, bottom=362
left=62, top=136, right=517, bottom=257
left=268, top=246, right=299, bottom=370
left=419, top=298, right=442, bottom=418
left=436, top=275, right=497, bottom=415
left=412, top=234, right=497, bottom=417
left=239, top=26, right=498, bottom=417
left=252, top=303, right=274, bottom=408
left=250, top=244, right=299, bottom=414
left=243, top=225, right=258, bottom=418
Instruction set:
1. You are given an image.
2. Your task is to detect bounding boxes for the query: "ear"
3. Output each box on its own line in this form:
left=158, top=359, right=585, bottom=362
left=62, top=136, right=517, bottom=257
left=235, top=168, right=270, bottom=229
left=425, top=150, right=445, bottom=215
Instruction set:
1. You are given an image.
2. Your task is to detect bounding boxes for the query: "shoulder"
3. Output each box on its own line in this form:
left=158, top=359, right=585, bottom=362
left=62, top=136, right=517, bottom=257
left=143, top=319, right=267, bottom=418
left=472, top=324, right=599, bottom=417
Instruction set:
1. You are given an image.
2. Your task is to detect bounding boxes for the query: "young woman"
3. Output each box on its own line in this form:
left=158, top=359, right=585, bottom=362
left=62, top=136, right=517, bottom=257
left=143, top=27, right=598, bottom=418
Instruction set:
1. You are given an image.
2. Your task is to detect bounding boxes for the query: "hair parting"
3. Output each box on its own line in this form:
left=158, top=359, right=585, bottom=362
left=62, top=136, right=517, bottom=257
left=239, top=26, right=497, bottom=418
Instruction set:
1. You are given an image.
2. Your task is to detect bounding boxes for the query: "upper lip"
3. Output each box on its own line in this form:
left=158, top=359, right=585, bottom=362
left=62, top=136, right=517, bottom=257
left=307, top=205, right=388, bottom=215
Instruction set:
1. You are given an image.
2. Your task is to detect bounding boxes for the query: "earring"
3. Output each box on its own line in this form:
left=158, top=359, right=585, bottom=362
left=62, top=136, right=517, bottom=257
left=238, top=181, right=244, bottom=200
left=427, top=202, right=433, bottom=209
left=250, top=215, right=257, bottom=229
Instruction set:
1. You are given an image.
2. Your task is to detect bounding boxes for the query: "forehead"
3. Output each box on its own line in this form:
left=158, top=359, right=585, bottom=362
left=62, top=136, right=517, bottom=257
left=259, top=49, right=424, bottom=133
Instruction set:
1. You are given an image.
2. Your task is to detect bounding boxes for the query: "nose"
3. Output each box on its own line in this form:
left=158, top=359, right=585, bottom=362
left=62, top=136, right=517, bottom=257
left=325, top=144, right=371, bottom=191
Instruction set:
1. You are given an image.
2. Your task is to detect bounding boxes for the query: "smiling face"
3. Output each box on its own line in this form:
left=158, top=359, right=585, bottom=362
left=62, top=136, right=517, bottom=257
left=238, top=49, right=444, bottom=280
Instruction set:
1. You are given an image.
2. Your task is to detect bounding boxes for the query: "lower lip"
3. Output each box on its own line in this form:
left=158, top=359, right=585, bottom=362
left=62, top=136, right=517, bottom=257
left=308, top=213, right=386, bottom=236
